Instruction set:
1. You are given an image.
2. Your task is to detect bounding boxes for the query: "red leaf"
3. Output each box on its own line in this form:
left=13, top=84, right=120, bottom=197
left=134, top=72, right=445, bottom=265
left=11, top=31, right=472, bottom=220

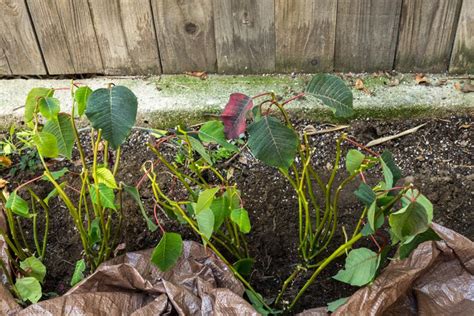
left=221, top=93, right=253, bottom=139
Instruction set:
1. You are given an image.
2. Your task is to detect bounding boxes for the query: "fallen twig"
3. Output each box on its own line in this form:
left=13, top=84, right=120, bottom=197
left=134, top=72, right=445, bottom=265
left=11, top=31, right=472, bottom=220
left=303, top=124, right=349, bottom=135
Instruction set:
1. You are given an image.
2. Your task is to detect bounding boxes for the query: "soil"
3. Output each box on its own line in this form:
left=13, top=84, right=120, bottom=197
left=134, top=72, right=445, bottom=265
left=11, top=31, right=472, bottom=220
left=1, top=114, right=472, bottom=314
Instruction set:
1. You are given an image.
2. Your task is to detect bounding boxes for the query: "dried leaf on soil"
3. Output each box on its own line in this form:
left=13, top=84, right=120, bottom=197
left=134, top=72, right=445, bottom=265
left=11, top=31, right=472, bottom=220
left=415, top=73, right=430, bottom=85
left=185, top=71, right=208, bottom=80
left=0, top=156, right=12, bottom=168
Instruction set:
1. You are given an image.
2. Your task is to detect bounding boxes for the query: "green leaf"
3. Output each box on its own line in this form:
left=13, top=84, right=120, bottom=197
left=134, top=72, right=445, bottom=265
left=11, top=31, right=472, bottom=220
left=186, top=136, right=213, bottom=165
left=333, top=248, right=380, bottom=286
left=233, top=258, right=255, bottom=277
left=230, top=208, right=251, bottom=233
left=88, top=218, right=101, bottom=245
left=43, top=113, right=75, bottom=159
left=20, top=257, right=46, bottom=283
left=74, top=86, right=92, bottom=116
left=354, top=183, right=376, bottom=206
left=210, top=197, right=228, bottom=230
left=33, top=131, right=58, bottom=158
left=38, top=97, right=60, bottom=120
left=196, top=208, right=215, bottom=241
left=367, top=202, right=378, bottom=231
left=245, top=290, right=276, bottom=316
left=89, top=184, right=116, bottom=210
left=123, top=185, right=158, bottom=232
left=85, top=86, right=137, bottom=149
left=327, top=297, right=349, bottom=312
left=41, top=168, right=68, bottom=181
left=381, top=151, right=402, bottom=184
left=346, top=149, right=365, bottom=174
left=151, top=232, right=183, bottom=272
left=398, top=228, right=441, bottom=259
left=25, top=88, right=54, bottom=123
left=43, top=182, right=67, bottom=205
left=96, top=167, right=118, bottom=189
left=305, top=74, right=353, bottom=118
left=199, top=120, right=238, bottom=152
left=402, top=189, right=433, bottom=222
left=247, top=116, right=299, bottom=169
left=6, top=191, right=31, bottom=218
left=70, top=259, right=86, bottom=287
left=196, top=188, right=219, bottom=214
left=389, top=201, right=430, bottom=242
left=15, top=277, right=42, bottom=303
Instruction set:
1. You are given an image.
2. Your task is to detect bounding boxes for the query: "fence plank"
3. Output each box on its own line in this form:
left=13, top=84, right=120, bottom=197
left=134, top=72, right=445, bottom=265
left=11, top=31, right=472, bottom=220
left=396, top=0, right=462, bottom=72
left=335, top=0, right=402, bottom=72
left=213, top=0, right=275, bottom=73
left=275, top=0, right=336, bottom=72
left=89, top=0, right=161, bottom=75
left=449, top=0, right=474, bottom=73
left=26, top=0, right=102, bottom=74
left=0, top=0, right=46, bottom=75
left=152, top=0, right=216, bottom=73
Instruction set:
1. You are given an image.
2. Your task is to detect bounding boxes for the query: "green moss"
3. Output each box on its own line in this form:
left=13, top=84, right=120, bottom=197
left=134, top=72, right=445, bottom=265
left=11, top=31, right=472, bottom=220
left=154, top=74, right=308, bottom=95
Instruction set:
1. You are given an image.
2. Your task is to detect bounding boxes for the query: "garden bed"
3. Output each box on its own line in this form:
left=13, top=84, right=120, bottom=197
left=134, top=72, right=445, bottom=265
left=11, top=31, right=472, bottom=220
left=2, top=113, right=472, bottom=313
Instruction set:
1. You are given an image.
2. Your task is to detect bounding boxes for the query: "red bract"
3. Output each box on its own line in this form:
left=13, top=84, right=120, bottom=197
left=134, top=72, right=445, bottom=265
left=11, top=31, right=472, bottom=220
left=221, top=93, right=253, bottom=139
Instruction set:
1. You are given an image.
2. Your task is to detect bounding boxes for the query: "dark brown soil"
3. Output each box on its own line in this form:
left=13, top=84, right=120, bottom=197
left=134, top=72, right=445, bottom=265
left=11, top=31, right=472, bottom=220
left=1, top=114, right=472, bottom=313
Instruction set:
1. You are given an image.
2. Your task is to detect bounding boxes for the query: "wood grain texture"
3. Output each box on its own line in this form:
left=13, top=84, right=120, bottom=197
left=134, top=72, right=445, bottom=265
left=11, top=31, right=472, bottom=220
left=275, top=0, right=337, bottom=72
left=213, top=0, right=275, bottom=73
left=27, top=0, right=103, bottom=74
left=335, top=0, right=402, bottom=72
left=89, top=0, right=161, bottom=75
left=152, top=0, right=216, bottom=73
left=0, top=0, right=46, bottom=75
left=449, top=0, right=474, bottom=73
left=396, top=0, right=462, bottom=72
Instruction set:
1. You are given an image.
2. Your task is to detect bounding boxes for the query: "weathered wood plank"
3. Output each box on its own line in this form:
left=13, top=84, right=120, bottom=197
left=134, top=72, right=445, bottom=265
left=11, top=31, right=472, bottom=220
left=152, top=0, right=216, bottom=73
left=0, top=0, right=46, bottom=75
left=88, top=0, right=161, bottom=75
left=335, top=0, right=402, bottom=72
left=450, top=0, right=474, bottom=73
left=396, top=0, right=462, bottom=73
left=213, top=0, right=275, bottom=73
left=275, top=0, right=337, bottom=72
left=26, top=0, right=102, bottom=74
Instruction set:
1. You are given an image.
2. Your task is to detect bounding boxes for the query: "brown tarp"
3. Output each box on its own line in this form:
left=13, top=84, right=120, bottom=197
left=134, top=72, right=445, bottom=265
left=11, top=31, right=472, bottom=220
left=300, top=223, right=474, bottom=315
left=1, top=223, right=473, bottom=315
left=0, top=241, right=258, bottom=315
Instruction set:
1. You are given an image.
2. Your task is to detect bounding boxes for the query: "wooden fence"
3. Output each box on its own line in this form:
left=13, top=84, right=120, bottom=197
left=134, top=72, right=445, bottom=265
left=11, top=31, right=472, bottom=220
left=1, top=0, right=473, bottom=76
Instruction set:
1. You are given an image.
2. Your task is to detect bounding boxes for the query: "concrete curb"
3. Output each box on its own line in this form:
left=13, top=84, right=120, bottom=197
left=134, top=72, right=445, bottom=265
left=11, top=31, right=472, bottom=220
left=0, top=74, right=472, bottom=128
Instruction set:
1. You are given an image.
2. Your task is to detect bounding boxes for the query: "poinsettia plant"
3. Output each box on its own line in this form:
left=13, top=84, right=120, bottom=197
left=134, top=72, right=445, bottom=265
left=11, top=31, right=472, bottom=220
left=218, top=74, right=437, bottom=312
left=1, top=82, right=139, bottom=303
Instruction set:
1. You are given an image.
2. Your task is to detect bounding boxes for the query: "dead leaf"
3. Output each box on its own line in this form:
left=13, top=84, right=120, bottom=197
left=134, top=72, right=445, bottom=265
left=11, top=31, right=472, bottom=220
left=461, top=80, right=474, bottom=93
left=366, top=123, right=427, bottom=147
left=459, top=123, right=471, bottom=129
left=388, top=78, right=400, bottom=87
left=436, top=79, right=448, bottom=86
left=185, top=71, right=208, bottom=80
left=454, top=82, right=462, bottom=91
left=238, top=155, right=248, bottom=165
left=0, top=179, right=8, bottom=189
left=0, top=156, right=12, bottom=168
left=355, top=79, right=365, bottom=90
left=113, top=243, right=126, bottom=257
left=415, top=73, right=430, bottom=85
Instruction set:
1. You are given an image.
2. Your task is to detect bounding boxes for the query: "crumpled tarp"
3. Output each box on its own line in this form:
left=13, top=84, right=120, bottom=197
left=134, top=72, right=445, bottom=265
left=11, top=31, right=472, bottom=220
left=1, top=222, right=472, bottom=315
left=0, top=241, right=258, bottom=315
left=300, top=223, right=474, bottom=315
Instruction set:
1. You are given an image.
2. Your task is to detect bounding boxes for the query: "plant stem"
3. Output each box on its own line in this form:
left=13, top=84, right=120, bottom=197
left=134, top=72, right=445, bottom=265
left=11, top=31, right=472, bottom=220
left=275, top=265, right=303, bottom=305
left=288, top=233, right=363, bottom=310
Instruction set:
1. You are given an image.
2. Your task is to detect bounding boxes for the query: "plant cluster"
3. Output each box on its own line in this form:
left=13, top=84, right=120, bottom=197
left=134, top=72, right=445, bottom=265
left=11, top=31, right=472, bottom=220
left=1, top=82, right=138, bottom=303
left=144, top=74, right=437, bottom=313
left=0, top=75, right=437, bottom=313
